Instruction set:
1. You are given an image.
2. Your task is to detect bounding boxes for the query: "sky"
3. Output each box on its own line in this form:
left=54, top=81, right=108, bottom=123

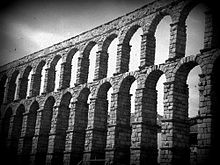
left=0, top=0, right=154, bottom=65
left=0, top=0, right=207, bottom=117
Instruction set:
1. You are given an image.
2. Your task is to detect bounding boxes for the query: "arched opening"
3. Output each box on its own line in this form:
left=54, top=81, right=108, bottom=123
left=107, top=87, right=113, bottom=118
left=129, top=28, right=143, bottom=71
left=106, top=36, right=118, bottom=78
left=70, top=51, right=80, bottom=87
left=20, top=66, right=32, bottom=99
left=45, top=55, right=62, bottom=93
left=22, top=101, right=39, bottom=164
left=187, top=66, right=202, bottom=118
left=144, top=70, right=164, bottom=164
left=51, top=92, right=72, bottom=165
left=0, top=75, right=7, bottom=105
left=88, top=44, right=98, bottom=82
left=14, top=73, right=21, bottom=100
left=35, top=96, right=55, bottom=165
left=173, top=61, right=202, bottom=164
left=40, top=63, right=47, bottom=95
left=26, top=69, right=33, bottom=98
left=7, top=70, right=19, bottom=102
left=185, top=4, right=207, bottom=56
left=116, top=76, right=136, bottom=164
left=130, top=80, right=137, bottom=122
left=156, top=74, right=166, bottom=163
left=10, top=104, right=25, bottom=157
left=54, top=58, right=62, bottom=91
left=155, top=16, right=172, bottom=64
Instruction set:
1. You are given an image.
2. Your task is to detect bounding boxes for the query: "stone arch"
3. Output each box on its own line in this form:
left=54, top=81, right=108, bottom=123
left=173, top=56, right=203, bottom=82
left=112, top=75, right=136, bottom=164
left=170, top=59, right=202, bottom=164
left=10, top=104, right=25, bottom=157
left=93, top=33, right=119, bottom=79
left=46, top=55, right=62, bottom=93
left=51, top=92, right=72, bottom=165
left=77, top=41, right=97, bottom=84
left=66, top=48, right=79, bottom=63
left=35, top=96, right=55, bottom=164
left=21, top=100, right=39, bottom=164
left=147, top=11, right=172, bottom=34
left=7, top=70, right=19, bottom=102
left=19, top=65, right=32, bottom=99
left=148, top=12, right=173, bottom=64
left=115, top=24, right=143, bottom=74
left=32, top=60, right=46, bottom=96
left=177, top=0, right=207, bottom=26
left=65, top=48, right=79, bottom=88
left=144, top=68, right=165, bottom=163
left=0, top=74, right=7, bottom=105
left=83, top=41, right=97, bottom=59
left=121, top=24, right=142, bottom=45
left=102, top=34, right=118, bottom=52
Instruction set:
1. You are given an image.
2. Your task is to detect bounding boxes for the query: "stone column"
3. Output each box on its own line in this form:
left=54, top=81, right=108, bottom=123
left=42, top=67, right=55, bottom=94
left=14, top=77, right=23, bottom=100
left=3, top=78, right=11, bottom=103
left=17, top=112, right=28, bottom=164
left=19, top=77, right=29, bottom=99
left=130, top=87, right=158, bottom=165
left=83, top=97, right=108, bottom=160
left=6, top=114, right=15, bottom=151
left=29, top=108, right=43, bottom=165
left=139, top=33, right=156, bottom=69
left=202, top=10, right=219, bottom=51
left=114, top=43, right=131, bottom=75
left=58, top=62, right=71, bottom=90
left=75, top=56, right=89, bottom=85
left=196, top=73, right=213, bottom=164
left=168, top=22, right=186, bottom=61
left=64, top=100, right=88, bottom=165
left=29, top=73, right=41, bottom=97
left=93, top=51, right=108, bottom=81
left=45, top=105, right=59, bottom=164
left=160, top=81, right=189, bottom=164
left=105, top=92, right=131, bottom=164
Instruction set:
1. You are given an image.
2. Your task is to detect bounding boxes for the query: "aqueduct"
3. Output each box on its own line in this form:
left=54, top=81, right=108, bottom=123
left=0, top=0, right=219, bottom=164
